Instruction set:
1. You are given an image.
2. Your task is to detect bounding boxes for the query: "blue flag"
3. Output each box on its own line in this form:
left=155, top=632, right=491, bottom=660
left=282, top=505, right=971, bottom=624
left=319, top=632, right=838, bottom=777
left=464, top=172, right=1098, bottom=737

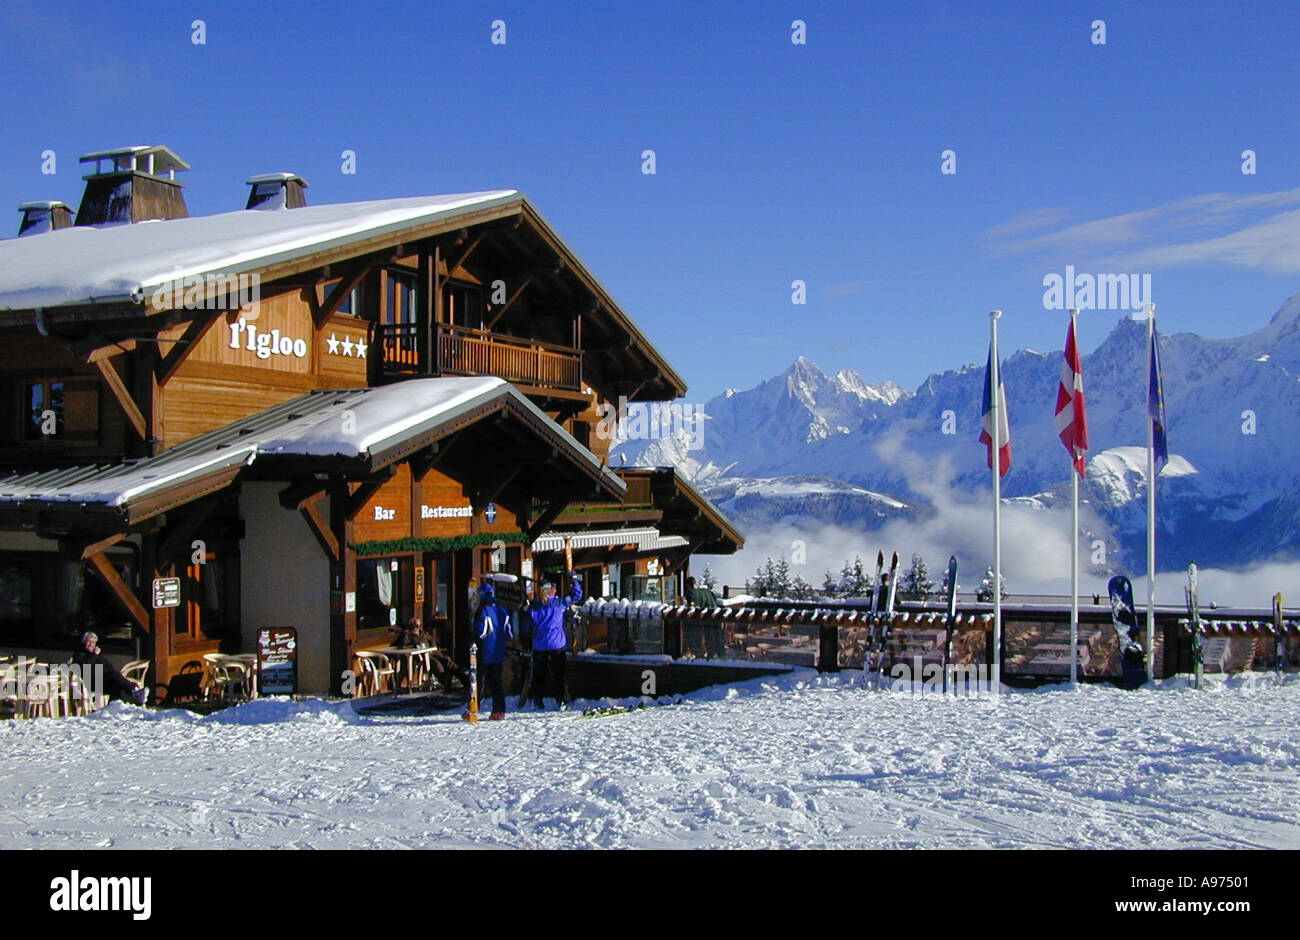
left=1148, top=326, right=1168, bottom=474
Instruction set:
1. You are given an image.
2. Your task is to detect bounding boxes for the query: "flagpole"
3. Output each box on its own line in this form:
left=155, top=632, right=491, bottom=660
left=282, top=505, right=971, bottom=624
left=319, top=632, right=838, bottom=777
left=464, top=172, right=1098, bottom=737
left=1069, top=308, right=1080, bottom=689
left=990, top=309, right=1003, bottom=697
left=1145, top=302, right=1157, bottom=684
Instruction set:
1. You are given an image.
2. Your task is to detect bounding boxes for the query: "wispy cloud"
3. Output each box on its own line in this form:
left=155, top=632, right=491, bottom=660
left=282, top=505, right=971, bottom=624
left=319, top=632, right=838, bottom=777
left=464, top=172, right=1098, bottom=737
left=984, top=188, right=1300, bottom=274
left=826, top=279, right=870, bottom=299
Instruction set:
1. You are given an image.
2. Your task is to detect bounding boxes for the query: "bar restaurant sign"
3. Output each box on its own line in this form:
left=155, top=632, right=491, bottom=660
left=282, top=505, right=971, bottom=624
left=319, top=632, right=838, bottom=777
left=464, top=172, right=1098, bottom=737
left=152, top=577, right=181, bottom=609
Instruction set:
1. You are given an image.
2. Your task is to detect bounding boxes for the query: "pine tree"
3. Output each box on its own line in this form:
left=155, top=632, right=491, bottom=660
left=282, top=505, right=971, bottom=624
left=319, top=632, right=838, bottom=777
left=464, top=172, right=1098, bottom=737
left=790, top=575, right=814, bottom=601
left=836, top=555, right=873, bottom=598
left=940, top=563, right=959, bottom=599
left=700, top=563, right=718, bottom=592
left=772, top=555, right=793, bottom=598
left=901, top=553, right=936, bottom=601
left=977, top=566, right=1007, bottom=602
left=820, top=570, right=840, bottom=599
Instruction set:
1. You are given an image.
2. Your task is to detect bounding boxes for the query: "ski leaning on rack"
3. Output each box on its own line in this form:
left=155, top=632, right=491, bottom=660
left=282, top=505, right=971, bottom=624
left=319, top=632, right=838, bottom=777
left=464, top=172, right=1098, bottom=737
left=1185, top=562, right=1204, bottom=689
left=1107, top=575, right=1147, bottom=689
left=1274, top=592, right=1285, bottom=687
left=870, top=552, right=900, bottom=686
left=941, top=556, right=958, bottom=694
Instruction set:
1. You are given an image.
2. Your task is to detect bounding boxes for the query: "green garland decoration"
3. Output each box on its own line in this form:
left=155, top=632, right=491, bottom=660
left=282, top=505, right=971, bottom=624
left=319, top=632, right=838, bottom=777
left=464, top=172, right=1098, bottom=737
left=349, top=531, right=529, bottom=557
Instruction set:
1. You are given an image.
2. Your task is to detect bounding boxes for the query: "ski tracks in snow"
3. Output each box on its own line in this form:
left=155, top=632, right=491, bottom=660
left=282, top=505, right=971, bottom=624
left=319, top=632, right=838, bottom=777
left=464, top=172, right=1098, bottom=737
left=0, top=673, right=1297, bottom=849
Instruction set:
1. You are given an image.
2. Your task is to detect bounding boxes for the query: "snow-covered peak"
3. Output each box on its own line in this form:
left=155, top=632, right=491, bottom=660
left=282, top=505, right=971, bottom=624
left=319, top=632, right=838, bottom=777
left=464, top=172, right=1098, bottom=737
left=1086, top=447, right=1198, bottom=506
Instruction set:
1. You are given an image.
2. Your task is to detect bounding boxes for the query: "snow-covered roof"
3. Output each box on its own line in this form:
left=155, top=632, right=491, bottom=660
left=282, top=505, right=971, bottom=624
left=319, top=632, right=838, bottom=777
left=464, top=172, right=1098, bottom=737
left=0, top=376, right=623, bottom=523
left=0, top=190, right=519, bottom=310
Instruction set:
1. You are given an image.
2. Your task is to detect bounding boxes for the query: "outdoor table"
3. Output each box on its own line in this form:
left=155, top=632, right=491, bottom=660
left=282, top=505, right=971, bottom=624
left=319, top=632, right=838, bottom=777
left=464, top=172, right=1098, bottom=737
left=213, top=654, right=259, bottom=701
left=369, top=646, right=437, bottom=693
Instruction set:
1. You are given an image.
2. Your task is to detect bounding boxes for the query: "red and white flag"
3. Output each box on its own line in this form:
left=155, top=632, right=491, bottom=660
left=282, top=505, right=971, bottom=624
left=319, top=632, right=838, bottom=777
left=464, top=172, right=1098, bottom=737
left=1054, top=319, right=1089, bottom=476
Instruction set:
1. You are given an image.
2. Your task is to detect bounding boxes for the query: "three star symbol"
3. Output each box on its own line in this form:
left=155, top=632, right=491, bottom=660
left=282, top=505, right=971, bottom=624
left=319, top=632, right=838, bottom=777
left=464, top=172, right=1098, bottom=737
left=325, top=333, right=367, bottom=358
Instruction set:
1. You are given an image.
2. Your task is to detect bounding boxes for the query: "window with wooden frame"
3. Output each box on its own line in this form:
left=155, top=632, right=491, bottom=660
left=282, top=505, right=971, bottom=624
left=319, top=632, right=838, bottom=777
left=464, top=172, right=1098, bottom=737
left=177, top=551, right=233, bottom=641
left=15, top=377, right=98, bottom=445
left=445, top=281, right=484, bottom=330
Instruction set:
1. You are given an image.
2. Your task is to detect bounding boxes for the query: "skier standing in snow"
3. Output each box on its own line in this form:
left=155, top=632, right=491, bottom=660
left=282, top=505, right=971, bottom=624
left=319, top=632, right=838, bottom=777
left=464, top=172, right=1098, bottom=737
left=472, top=581, right=515, bottom=720
left=523, top=572, right=582, bottom=710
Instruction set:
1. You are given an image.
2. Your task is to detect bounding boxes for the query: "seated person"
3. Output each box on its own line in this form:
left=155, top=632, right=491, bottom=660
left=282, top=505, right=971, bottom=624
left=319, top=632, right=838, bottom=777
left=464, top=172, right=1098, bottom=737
left=71, top=632, right=146, bottom=705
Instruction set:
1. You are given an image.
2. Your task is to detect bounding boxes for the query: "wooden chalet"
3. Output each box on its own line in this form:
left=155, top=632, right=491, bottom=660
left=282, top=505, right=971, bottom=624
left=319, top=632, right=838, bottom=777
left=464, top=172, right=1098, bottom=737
left=0, top=145, right=741, bottom=697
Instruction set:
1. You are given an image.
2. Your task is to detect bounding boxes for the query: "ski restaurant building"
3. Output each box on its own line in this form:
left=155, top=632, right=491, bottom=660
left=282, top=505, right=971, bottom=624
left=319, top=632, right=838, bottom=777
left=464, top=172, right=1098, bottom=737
left=0, top=145, right=741, bottom=695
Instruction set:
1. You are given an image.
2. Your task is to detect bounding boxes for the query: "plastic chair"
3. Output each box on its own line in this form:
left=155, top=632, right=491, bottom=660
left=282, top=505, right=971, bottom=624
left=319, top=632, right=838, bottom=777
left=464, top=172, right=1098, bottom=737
left=122, top=660, right=149, bottom=686
left=354, top=651, right=395, bottom=697
left=23, top=672, right=58, bottom=719
left=202, top=654, right=251, bottom=704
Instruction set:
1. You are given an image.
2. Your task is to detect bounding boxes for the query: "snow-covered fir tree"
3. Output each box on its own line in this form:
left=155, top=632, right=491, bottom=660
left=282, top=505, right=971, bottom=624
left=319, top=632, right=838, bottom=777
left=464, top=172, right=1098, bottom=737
left=700, top=563, right=718, bottom=592
left=900, top=553, right=936, bottom=600
left=976, top=566, right=1008, bottom=602
left=940, top=562, right=959, bottom=599
left=838, top=555, right=874, bottom=598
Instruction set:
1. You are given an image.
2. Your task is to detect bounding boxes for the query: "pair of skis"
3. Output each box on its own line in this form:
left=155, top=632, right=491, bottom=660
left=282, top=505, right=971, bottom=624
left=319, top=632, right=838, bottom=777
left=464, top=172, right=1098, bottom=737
left=865, top=551, right=898, bottom=686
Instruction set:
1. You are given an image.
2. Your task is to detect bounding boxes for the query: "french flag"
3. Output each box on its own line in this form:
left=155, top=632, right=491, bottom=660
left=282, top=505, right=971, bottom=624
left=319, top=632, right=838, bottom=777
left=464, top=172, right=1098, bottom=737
left=979, top=346, right=1011, bottom=477
left=1054, top=319, right=1089, bottom=476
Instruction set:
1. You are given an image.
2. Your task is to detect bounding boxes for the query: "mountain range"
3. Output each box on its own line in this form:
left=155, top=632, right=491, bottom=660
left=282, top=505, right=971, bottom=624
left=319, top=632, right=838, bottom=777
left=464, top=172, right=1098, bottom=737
left=614, top=295, right=1300, bottom=571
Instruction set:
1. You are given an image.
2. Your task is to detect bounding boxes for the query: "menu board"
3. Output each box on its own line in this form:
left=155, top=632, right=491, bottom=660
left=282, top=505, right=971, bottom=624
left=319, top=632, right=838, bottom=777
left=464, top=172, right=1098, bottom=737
left=256, top=627, right=297, bottom=695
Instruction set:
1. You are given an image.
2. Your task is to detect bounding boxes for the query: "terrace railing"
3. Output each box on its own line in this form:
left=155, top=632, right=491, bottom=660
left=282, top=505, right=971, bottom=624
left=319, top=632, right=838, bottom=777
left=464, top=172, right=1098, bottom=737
left=375, top=323, right=583, bottom=393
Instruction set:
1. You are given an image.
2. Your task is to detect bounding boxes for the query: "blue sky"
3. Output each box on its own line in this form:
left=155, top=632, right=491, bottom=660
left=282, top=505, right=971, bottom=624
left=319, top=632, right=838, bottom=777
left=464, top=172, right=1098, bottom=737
left=1, top=0, right=1298, bottom=401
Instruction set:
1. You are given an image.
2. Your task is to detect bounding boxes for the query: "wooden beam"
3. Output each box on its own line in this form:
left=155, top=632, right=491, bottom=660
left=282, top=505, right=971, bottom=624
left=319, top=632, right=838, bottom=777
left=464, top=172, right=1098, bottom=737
left=345, top=467, right=396, bottom=519
left=310, top=264, right=371, bottom=328
left=86, top=551, right=150, bottom=632
left=156, top=311, right=223, bottom=386
left=81, top=339, right=138, bottom=363
left=448, top=230, right=486, bottom=276
left=93, top=358, right=147, bottom=441
left=300, top=501, right=340, bottom=563
left=157, top=499, right=220, bottom=570
left=64, top=532, right=126, bottom=560
left=484, top=274, right=535, bottom=331
left=278, top=479, right=330, bottom=511
left=472, top=466, right=521, bottom=514
left=524, top=500, right=569, bottom=542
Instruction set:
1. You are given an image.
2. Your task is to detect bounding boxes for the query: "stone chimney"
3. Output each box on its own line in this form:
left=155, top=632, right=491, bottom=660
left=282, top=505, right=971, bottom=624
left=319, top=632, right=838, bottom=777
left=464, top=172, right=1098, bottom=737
left=17, top=201, right=74, bottom=237
left=75, top=145, right=190, bottom=226
left=245, top=173, right=309, bottom=210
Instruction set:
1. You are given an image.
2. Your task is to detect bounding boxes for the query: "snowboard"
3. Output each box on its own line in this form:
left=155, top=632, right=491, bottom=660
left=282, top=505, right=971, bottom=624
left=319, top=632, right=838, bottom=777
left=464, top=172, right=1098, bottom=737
left=941, top=556, right=958, bottom=693
left=1107, top=575, right=1147, bottom=689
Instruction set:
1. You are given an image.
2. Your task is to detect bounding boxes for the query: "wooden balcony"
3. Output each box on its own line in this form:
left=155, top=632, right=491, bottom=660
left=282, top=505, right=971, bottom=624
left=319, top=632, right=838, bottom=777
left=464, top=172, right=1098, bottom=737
left=377, top=323, right=583, bottom=394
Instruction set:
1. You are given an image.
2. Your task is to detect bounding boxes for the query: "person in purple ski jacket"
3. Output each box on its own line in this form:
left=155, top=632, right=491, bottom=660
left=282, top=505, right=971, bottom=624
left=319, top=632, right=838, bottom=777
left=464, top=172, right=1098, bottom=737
left=523, top=571, right=582, bottom=709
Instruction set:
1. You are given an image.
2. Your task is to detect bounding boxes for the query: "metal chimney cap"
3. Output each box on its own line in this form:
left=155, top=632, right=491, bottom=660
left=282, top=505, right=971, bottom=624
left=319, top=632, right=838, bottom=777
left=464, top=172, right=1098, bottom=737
left=246, top=172, right=309, bottom=186
left=17, top=200, right=70, bottom=211
left=78, top=145, right=191, bottom=179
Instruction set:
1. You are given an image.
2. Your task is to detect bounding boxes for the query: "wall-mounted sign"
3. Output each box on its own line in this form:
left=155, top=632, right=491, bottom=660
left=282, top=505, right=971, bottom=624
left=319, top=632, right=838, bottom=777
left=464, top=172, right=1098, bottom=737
left=421, top=505, right=473, bottom=519
left=152, top=577, right=180, bottom=609
left=345, top=592, right=356, bottom=613
left=484, top=502, right=498, bottom=524
left=257, top=627, right=298, bottom=696
left=228, top=317, right=308, bottom=360
left=415, top=567, right=425, bottom=604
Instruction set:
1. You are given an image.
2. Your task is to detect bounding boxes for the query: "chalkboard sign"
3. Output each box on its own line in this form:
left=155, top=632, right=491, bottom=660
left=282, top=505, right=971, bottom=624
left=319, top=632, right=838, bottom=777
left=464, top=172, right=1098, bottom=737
left=257, top=627, right=297, bottom=695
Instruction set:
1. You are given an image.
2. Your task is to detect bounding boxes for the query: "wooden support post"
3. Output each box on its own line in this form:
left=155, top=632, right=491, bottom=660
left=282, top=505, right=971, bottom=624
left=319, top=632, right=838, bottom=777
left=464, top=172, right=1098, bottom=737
left=328, top=485, right=357, bottom=696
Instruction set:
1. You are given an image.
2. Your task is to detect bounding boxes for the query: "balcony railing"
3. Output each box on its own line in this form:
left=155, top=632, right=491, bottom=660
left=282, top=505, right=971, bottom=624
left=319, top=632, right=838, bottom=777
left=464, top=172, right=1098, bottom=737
left=376, top=322, right=582, bottom=392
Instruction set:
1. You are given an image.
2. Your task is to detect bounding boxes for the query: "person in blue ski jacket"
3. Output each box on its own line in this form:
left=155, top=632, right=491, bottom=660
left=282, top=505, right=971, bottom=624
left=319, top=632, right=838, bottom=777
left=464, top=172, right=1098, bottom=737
left=473, top=581, right=516, bottom=719
left=523, top=571, right=582, bottom=709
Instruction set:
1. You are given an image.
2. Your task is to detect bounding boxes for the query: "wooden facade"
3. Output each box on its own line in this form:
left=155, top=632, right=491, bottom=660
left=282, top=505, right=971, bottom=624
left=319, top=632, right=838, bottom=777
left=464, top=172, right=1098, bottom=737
left=0, top=163, right=739, bottom=699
